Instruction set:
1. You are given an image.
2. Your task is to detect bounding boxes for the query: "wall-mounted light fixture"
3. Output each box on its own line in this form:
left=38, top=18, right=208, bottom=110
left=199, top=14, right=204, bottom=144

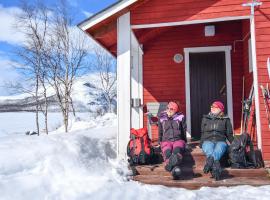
left=205, top=25, right=215, bottom=37
left=173, top=53, right=183, bottom=63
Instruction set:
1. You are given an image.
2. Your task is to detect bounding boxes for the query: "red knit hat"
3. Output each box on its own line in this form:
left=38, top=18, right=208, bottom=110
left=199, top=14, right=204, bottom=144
left=212, top=101, right=224, bottom=112
left=167, top=101, right=179, bottom=112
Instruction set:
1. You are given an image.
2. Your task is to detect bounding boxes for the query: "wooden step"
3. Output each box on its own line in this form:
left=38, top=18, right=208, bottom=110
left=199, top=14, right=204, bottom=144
left=132, top=141, right=270, bottom=189
left=134, top=164, right=269, bottom=178
left=132, top=175, right=270, bottom=190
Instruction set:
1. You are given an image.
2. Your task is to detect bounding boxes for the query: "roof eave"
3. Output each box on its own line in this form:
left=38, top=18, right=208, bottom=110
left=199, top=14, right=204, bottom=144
left=78, top=0, right=138, bottom=31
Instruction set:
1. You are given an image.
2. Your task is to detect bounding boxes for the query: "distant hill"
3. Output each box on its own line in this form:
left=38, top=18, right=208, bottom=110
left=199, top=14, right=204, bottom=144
left=0, top=73, right=117, bottom=113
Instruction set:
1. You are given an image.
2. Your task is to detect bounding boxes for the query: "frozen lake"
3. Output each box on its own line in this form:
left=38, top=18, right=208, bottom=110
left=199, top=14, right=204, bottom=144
left=0, top=112, right=92, bottom=136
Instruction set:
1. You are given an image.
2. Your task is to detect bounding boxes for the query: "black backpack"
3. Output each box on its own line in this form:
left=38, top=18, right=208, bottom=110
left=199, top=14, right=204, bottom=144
left=229, top=133, right=263, bottom=169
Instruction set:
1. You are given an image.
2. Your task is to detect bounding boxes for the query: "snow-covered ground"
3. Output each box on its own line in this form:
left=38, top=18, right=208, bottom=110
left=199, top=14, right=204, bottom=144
left=0, top=113, right=270, bottom=200
left=0, top=112, right=92, bottom=136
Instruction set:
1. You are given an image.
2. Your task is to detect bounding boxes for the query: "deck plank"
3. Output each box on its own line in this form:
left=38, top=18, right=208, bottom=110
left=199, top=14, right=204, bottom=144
left=132, top=175, right=270, bottom=190
left=131, top=143, right=270, bottom=189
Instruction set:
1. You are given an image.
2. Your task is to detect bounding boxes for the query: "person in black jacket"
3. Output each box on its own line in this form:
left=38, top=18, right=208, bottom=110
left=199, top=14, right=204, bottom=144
left=158, top=101, right=187, bottom=179
left=200, top=101, right=234, bottom=180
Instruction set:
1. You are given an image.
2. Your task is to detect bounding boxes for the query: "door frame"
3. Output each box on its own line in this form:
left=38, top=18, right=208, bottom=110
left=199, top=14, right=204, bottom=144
left=184, top=45, right=234, bottom=136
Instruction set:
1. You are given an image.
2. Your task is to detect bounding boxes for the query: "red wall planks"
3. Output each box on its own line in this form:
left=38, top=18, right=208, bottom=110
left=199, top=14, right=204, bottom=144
left=254, top=0, right=270, bottom=160
left=131, top=0, right=250, bottom=25
left=130, top=0, right=270, bottom=161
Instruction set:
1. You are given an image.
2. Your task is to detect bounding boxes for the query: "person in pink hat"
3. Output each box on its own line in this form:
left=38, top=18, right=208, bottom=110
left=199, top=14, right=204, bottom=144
left=200, top=101, right=234, bottom=181
left=158, top=101, right=187, bottom=180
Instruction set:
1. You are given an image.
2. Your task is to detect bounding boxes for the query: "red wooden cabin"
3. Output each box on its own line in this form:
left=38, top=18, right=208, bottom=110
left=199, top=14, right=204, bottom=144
left=78, top=0, right=270, bottom=167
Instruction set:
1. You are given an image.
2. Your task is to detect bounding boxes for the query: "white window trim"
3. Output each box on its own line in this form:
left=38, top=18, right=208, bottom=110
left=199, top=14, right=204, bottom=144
left=131, top=16, right=251, bottom=29
left=250, top=16, right=262, bottom=150
left=184, top=46, right=234, bottom=136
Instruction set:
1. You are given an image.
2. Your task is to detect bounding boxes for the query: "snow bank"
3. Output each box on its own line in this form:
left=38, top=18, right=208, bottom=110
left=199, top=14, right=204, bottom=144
left=0, top=113, right=270, bottom=200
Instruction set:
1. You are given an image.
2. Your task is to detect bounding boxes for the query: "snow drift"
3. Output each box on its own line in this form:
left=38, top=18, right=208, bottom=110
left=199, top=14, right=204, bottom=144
left=0, top=114, right=270, bottom=200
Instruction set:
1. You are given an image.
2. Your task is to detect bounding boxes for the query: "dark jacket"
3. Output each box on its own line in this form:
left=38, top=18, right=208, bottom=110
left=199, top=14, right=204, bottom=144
left=158, top=111, right=187, bottom=143
left=200, top=113, right=234, bottom=146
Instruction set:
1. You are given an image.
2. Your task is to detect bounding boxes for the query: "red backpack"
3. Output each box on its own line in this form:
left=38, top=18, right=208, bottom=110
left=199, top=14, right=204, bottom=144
left=127, top=128, right=153, bottom=165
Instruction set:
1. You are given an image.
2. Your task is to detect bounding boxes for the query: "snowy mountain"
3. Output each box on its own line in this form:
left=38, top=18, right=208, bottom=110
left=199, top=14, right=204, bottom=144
left=0, top=73, right=117, bottom=113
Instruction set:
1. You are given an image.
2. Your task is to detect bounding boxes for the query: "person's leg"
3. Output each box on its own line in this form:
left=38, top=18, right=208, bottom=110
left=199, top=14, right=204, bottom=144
left=202, top=141, right=215, bottom=174
left=212, top=141, right=228, bottom=161
left=211, top=141, right=228, bottom=181
left=170, top=140, right=185, bottom=179
left=202, top=141, right=215, bottom=158
left=161, top=141, right=173, bottom=171
left=171, top=140, right=185, bottom=164
left=172, top=139, right=185, bottom=155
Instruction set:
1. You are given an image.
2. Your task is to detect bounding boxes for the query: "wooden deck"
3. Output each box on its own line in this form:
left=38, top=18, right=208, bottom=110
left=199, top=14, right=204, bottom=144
left=131, top=143, right=270, bottom=190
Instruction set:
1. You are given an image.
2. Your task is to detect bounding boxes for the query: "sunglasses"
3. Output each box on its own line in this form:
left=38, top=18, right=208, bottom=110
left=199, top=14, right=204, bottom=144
left=167, top=107, right=175, bottom=111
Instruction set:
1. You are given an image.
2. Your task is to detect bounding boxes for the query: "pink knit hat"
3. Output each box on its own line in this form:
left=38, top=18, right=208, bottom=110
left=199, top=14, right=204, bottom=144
left=212, top=101, right=224, bottom=112
left=167, top=101, right=179, bottom=112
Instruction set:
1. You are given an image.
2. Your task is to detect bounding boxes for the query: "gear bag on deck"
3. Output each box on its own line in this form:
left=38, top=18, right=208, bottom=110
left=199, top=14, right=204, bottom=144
left=229, top=133, right=263, bottom=168
left=127, top=128, right=153, bottom=165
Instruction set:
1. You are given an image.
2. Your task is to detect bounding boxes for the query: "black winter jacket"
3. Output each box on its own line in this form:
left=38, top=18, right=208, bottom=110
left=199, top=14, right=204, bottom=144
left=200, top=113, right=234, bottom=146
left=158, top=112, right=187, bottom=143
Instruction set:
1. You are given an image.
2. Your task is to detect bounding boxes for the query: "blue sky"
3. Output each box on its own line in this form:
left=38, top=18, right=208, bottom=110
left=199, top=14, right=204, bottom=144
left=0, top=0, right=117, bottom=96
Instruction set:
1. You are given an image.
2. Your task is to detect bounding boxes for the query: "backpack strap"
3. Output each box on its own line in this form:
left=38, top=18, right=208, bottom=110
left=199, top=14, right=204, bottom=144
left=131, top=134, right=137, bottom=156
left=140, top=137, right=145, bottom=154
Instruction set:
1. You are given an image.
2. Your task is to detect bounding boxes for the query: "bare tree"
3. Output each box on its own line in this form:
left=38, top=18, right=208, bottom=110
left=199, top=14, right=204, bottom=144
left=13, top=1, right=51, bottom=135
left=44, top=0, right=88, bottom=132
left=11, top=0, right=89, bottom=134
left=92, top=47, right=116, bottom=113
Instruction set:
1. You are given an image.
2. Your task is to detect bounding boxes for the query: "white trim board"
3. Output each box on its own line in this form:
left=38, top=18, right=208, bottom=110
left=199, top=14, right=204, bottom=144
left=184, top=46, right=234, bottom=135
left=132, top=16, right=251, bottom=29
left=131, top=31, right=144, bottom=129
left=250, top=16, right=262, bottom=150
left=79, top=0, right=138, bottom=31
left=117, top=12, right=132, bottom=160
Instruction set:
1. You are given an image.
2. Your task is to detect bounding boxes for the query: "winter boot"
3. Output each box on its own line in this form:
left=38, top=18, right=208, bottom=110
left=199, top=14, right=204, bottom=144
left=203, top=156, right=214, bottom=174
left=165, top=153, right=183, bottom=172
left=171, top=166, right=181, bottom=180
left=211, top=160, right=222, bottom=181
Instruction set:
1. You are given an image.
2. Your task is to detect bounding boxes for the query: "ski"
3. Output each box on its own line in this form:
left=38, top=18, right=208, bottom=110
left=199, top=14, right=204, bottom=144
left=243, top=83, right=254, bottom=133
left=260, top=84, right=270, bottom=129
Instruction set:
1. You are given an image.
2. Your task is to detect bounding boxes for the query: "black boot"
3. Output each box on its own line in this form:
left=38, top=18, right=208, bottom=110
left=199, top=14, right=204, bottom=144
left=164, top=153, right=183, bottom=172
left=203, top=156, right=214, bottom=174
left=171, top=166, right=181, bottom=180
left=211, top=160, right=222, bottom=181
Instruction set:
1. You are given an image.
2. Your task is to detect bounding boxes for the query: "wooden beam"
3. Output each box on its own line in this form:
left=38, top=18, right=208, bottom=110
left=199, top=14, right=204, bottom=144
left=91, top=21, right=116, bottom=39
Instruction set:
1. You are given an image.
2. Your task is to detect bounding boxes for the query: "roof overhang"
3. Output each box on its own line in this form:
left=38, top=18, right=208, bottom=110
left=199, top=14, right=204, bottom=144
left=78, top=0, right=138, bottom=31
